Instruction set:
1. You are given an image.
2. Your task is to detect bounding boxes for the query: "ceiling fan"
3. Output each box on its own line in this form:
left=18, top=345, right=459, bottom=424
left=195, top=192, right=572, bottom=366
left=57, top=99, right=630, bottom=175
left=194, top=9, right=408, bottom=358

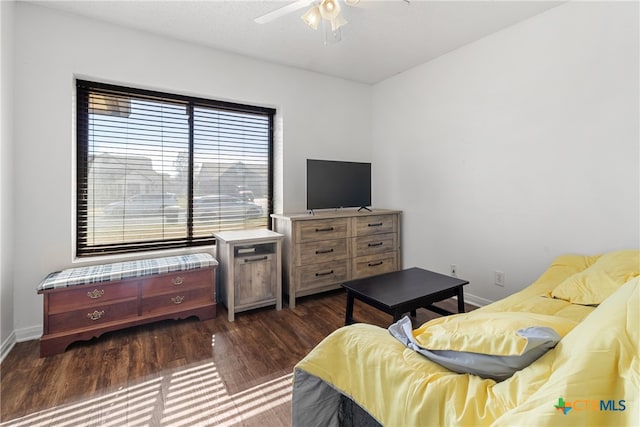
left=254, top=0, right=409, bottom=45
left=254, top=0, right=362, bottom=29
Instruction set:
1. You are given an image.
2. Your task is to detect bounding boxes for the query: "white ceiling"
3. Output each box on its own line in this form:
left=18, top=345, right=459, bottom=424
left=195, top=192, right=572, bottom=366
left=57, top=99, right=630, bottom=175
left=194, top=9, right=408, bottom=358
left=27, top=0, right=563, bottom=84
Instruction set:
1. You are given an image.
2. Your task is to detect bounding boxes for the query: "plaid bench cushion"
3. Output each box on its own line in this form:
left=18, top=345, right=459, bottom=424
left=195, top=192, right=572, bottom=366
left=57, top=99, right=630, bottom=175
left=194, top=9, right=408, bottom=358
left=38, top=253, right=218, bottom=291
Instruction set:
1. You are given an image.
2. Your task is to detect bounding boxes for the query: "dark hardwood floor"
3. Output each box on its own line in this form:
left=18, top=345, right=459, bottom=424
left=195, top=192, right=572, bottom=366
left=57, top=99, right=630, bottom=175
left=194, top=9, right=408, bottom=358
left=0, top=290, right=475, bottom=426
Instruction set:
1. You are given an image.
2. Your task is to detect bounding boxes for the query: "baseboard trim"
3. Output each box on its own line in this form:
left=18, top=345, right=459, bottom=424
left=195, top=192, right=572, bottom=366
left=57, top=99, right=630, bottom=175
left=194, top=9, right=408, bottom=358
left=15, top=325, right=42, bottom=343
left=461, top=292, right=493, bottom=308
left=2, top=326, right=42, bottom=361
left=0, top=331, right=16, bottom=363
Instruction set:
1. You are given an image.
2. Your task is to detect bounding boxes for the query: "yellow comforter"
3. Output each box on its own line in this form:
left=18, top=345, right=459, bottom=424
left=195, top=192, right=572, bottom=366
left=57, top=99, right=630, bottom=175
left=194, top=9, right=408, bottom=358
left=293, top=254, right=639, bottom=426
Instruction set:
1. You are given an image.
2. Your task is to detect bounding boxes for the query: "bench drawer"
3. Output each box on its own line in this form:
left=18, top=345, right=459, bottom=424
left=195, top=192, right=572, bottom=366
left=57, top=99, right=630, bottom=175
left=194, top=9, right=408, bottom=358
left=48, top=300, right=139, bottom=334
left=48, top=280, right=138, bottom=314
left=141, top=287, right=213, bottom=315
left=141, top=269, right=213, bottom=297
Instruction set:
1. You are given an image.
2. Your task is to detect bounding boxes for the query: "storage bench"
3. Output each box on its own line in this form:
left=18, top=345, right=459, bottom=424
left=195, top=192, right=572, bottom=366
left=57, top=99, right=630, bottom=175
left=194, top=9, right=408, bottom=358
left=37, top=253, right=218, bottom=357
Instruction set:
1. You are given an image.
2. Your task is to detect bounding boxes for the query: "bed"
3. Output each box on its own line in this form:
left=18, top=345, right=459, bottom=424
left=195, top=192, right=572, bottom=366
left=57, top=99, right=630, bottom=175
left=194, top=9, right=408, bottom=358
left=292, top=250, right=639, bottom=426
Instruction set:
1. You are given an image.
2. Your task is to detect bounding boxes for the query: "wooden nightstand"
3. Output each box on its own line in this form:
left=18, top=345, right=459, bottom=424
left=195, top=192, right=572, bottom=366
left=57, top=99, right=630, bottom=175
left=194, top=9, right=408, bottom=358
left=214, top=229, right=284, bottom=321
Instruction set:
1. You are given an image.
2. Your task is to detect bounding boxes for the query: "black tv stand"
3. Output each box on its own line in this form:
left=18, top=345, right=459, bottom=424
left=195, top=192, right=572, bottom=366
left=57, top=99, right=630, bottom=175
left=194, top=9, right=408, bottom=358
left=358, top=206, right=372, bottom=212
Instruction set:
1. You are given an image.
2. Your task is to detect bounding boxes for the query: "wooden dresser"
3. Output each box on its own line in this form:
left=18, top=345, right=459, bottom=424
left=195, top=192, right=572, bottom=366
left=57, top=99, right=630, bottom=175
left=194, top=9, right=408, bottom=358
left=271, top=209, right=401, bottom=308
left=37, top=254, right=217, bottom=357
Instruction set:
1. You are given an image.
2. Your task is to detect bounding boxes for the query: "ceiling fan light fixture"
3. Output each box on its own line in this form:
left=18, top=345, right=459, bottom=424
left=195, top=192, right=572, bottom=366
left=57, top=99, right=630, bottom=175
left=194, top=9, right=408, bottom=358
left=319, top=0, right=340, bottom=20
left=330, top=13, right=348, bottom=32
left=322, top=21, right=342, bottom=45
left=344, top=0, right=360, bottom=5
left=302, top=5, right=321, bottom=30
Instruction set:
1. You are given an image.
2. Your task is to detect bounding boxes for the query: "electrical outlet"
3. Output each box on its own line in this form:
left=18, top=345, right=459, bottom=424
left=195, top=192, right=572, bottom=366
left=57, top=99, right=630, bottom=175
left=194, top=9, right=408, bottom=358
left=495, top=270, right=505, bottom=287
left=450, top=264, right=457, bottom=277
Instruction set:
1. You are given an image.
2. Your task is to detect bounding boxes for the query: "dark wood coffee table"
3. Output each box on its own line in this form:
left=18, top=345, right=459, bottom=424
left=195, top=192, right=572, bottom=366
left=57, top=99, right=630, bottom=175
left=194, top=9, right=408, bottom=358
left=342, top=267, right=469, bottom=325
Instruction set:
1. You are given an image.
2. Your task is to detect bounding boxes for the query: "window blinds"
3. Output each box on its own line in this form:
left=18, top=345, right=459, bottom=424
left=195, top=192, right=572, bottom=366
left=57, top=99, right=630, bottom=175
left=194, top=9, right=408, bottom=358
left=76, top=80, right=274, bottom=256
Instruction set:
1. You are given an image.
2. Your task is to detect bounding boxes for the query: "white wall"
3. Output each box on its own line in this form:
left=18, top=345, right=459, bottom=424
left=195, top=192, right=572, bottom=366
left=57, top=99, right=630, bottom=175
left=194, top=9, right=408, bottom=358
left=11, top=2, right=371, bottom=338
left=372, top=1, right=639, bottom=304
left=1, top=0, right=16, bottom=360
left=8, top=1, right=640, bottom=342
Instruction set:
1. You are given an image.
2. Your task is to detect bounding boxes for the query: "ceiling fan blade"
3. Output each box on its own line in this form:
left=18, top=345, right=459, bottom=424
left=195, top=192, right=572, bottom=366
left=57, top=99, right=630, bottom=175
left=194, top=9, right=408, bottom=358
left=254, top=0, right=314, bottom=24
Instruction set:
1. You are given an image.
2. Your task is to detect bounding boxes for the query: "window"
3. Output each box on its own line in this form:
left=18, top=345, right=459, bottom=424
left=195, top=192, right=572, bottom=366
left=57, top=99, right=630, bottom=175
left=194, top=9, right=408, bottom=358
left=76, top=80, right=275, bottom=256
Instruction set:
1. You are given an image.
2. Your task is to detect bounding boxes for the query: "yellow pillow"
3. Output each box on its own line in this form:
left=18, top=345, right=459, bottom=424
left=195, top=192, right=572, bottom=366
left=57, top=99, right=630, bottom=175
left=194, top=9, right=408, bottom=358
left=550, top=249, right=640, bottom=305
left=412, top=312, right=577, bottom=356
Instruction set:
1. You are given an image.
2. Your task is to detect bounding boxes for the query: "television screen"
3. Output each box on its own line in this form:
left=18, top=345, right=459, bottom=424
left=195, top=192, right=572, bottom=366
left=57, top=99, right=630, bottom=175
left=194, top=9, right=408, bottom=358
left=306, top=159, right=371, bottom=210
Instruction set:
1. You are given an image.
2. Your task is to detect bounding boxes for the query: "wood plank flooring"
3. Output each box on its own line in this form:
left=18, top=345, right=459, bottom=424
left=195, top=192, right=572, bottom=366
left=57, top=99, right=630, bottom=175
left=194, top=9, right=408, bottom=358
left=0, top=290, right=475, bottom=426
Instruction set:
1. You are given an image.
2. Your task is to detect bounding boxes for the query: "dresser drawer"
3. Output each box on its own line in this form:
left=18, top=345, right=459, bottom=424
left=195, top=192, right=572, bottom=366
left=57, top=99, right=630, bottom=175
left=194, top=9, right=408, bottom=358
left=296, top=239, right=349, bottom=266
left=296, top=260, right=349, bottom=291
left=353, top=233, right=397, bottom=258
left=48, top=300, right=138, bottom=334
left=352, top=253, right=398, bottom=279
left=141, top=287, right=213, bottom=315
left=48, top=280, right=138, bottom=314
left=296, top=218, right=350, bottom=243
left=354, top=215, right=396, bottom=236
left=141, top=269, right=213, bottom=297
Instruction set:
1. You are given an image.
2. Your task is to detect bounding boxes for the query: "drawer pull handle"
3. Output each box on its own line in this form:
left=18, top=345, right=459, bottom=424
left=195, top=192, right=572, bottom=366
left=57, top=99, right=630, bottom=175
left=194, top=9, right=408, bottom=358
left=171, top=276, right=184, bottom=285
left=87, top=310, right=105, bottom=321
left=244, top=256, right=268, bottom=263
left=367, top=242, right=383, bottom=247
left=368, top=222, right=383, bottom=227
left=171, top=296, right=185, bottom=304
left=315, top=227, right=334, bottom=232
left=315, top=248, right=334, bottom=254
left=368, top=261, right=384, bottom=267
left=87, top=289, right=105, bottom=299
left=315, top=270, right=334, bottom=277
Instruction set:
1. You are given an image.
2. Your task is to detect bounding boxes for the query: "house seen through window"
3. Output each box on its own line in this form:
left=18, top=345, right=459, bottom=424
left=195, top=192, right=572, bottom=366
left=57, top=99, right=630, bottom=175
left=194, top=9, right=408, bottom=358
left=76, top=80, right=275, bottom=256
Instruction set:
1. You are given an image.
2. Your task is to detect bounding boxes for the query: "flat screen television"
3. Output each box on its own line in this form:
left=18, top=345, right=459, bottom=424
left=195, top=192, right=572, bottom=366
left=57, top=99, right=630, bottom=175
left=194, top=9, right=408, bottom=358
left=306, top=159, right=371, bottom=210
